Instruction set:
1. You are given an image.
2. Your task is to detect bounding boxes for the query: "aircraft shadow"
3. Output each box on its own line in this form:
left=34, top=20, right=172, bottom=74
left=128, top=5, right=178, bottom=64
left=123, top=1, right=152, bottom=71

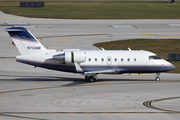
left=0, top=75, right=155, bottom=87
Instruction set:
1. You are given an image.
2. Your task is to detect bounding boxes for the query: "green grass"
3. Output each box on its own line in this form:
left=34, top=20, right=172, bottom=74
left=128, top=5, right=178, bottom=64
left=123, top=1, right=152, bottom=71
left=94, top=39, right=180, bottom=73
left=0, top=1, right=180, bottom=19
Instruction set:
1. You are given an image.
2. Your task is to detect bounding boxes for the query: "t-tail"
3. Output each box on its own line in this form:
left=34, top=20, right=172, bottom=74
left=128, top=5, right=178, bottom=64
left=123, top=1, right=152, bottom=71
left=5, top=27, right=47, bottom=55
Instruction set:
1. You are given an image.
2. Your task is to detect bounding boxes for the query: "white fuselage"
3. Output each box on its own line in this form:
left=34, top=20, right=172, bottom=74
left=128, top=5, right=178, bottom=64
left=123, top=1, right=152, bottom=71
left=16, top=50, right=175, bottom=74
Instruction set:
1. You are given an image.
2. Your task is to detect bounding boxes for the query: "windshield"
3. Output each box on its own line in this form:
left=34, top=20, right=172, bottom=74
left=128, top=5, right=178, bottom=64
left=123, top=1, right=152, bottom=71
left=149, top=55, right=162, bottom=60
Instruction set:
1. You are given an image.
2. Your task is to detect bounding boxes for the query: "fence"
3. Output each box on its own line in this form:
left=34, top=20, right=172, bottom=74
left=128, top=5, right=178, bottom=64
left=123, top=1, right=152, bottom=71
left=168, top=54, right=180, bottom=61
left=20, top=2, right=44, bottom=7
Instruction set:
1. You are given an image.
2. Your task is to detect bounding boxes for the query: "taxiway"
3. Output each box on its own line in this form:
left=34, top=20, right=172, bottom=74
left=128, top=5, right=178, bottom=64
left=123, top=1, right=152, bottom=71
left=0, top=11, right=180, bottom=120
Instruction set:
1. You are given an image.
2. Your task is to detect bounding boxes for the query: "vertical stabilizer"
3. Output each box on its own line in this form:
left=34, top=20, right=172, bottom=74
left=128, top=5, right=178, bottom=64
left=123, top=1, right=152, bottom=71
left=5, top=27, right=47, bottom=55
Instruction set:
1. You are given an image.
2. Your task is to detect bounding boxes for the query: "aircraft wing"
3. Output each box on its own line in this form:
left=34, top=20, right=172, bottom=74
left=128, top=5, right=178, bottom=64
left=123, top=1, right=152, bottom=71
left=84, top=69, right=128, bottom=75
left=50, top=53, right=127, bottom=75
left=74, top=61, right=120, bottom=75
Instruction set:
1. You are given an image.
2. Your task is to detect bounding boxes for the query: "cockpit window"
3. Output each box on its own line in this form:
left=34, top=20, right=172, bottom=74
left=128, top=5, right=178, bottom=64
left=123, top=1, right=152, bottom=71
left=149, top=55, right=162, bottom=60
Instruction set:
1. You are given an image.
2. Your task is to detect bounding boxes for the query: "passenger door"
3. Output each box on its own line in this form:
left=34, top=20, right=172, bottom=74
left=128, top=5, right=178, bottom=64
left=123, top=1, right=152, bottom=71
left=107, top=56, right=112, bottom=65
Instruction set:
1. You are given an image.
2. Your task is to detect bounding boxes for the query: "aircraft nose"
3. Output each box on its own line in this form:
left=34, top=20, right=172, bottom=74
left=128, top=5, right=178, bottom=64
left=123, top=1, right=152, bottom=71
left=170, top=65, right=176, bottom=71
left=165, top=64, right=176, bottom=72
left=163, top=60, right=176, bottom=71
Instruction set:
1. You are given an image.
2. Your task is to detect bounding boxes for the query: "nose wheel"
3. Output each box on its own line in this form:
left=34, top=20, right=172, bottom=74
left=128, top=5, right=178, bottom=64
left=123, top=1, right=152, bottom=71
left=155, top=73, right=160, bottom=81
left=155, top=77, right=160, bottom=81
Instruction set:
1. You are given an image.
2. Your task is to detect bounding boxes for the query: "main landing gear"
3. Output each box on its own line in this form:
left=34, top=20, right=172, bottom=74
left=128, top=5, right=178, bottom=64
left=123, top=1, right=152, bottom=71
left=155, top=73, right=160, bottom=81
left=85, top=73, right=161, bottom=82
left=85, top=75, right=97, bottom=82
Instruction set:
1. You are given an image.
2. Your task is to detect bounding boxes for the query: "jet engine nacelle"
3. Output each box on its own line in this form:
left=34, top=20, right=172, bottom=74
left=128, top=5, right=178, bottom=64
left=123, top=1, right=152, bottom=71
left=65, top=51, right=86, bottom=63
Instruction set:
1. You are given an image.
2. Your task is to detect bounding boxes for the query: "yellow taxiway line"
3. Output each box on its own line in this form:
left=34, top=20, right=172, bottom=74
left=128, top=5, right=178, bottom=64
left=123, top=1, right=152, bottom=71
left=38, top=38, right=82, bottom=42
left=156, top=101, right=180, bottom=105
left=43, top=44, right=69, bottom=46
left=143, top=96, right=180, bottom=113
left=140, top=34, right=180, bottom=38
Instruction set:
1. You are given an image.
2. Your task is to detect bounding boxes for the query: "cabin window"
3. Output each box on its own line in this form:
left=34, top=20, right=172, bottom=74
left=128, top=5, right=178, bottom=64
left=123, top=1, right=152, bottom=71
left=95, top=58, right=97, bottom=62
left=115, top=58, right=117, bottom=62
left=108, top=58, right=110, bottom=61
left=121, top=58, right=123, bottom=62
left=127, top=58, right=130, bottom=62
left=89, top=58, right=91, bottom=61
left=149, top=55, right=162, bottom=60
left=101, top=58, right=104, bottom=61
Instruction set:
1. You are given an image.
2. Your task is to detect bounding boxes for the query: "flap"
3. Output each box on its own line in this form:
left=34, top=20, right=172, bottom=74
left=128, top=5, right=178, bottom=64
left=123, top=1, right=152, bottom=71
left=85, top=69, right=118, bottom=75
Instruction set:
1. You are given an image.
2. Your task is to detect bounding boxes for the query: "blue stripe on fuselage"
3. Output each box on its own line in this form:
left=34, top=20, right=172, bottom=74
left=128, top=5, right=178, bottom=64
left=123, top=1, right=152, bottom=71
left=16, top=58, right=77, bottom=73
left=82, top=65, right=175, bottom=73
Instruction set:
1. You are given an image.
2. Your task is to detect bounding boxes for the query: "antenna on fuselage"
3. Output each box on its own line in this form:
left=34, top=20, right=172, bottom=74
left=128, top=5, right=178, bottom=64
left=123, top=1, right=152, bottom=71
left=128, top=47, right=131, bottom=51
left=101, top=48, right=105, bottom=51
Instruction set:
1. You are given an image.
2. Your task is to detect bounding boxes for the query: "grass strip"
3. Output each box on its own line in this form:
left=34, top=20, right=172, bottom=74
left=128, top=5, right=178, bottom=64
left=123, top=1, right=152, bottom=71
left=0, top=1, right=180, bottom=19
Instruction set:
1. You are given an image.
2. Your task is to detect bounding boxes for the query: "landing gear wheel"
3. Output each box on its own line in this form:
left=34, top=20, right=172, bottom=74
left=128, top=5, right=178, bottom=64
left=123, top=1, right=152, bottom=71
left=85, top=76, right=89, bottom=81
left=155, top=73, right=161, bottom=81
left=89, top=76, right=96, bottom=82
left=85, top=75, right=97, bottom=82
left=155, top=77, right=160, bottom=81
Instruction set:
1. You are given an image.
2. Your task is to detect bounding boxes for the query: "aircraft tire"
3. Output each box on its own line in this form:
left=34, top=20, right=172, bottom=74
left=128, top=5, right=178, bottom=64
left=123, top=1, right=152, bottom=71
left=89, top=76, right=96, bottom=82
left=155, top=77, right=160, bottom=81
left=85, top=76, right=89, bottom=81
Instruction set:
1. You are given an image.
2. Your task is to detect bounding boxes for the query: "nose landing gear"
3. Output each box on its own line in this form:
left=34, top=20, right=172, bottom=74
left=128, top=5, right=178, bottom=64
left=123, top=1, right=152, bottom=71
left=155, top=73, right=160, bottom=81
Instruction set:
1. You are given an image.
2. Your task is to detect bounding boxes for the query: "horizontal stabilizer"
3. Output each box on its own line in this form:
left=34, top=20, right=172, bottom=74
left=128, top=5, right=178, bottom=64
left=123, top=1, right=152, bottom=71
left=6, top=28, right=24, bottom=32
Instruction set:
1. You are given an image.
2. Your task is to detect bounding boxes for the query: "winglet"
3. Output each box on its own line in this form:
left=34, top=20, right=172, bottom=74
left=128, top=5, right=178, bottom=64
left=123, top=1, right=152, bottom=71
left=74, top=62, right=84, bottom=73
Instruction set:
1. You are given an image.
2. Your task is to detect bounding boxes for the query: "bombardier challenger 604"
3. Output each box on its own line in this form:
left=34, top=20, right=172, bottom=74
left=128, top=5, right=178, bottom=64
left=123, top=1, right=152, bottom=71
left=5, top=27, right=176, bottom=82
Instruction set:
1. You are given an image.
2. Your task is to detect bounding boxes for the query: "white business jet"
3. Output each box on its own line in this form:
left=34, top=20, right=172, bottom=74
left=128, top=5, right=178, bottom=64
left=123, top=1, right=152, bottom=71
left=5, top=27, right=176, bottom=82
